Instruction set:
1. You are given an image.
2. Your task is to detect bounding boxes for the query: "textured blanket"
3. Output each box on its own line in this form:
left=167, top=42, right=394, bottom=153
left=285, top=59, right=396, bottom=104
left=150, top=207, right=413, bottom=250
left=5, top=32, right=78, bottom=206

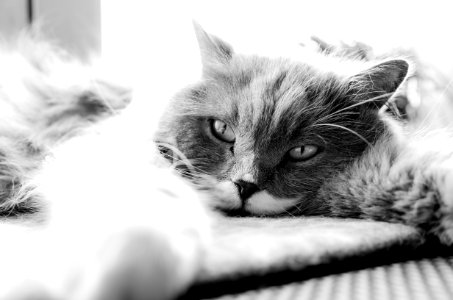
left=183, top=217, right=427, bottom=298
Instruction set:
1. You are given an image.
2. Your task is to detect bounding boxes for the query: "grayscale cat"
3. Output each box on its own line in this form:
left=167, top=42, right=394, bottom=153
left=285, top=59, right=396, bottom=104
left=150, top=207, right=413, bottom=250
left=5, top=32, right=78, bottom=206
left=0, top=23, right=451, bottom=299
left=157, top=24, right=453, bottom=244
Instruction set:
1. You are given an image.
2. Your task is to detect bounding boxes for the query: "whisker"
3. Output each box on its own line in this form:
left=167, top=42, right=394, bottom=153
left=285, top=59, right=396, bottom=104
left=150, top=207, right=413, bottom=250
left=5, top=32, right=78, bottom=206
left=283, top=208, right=296, bottom=218
left=314, top=92, right=393, bottom=125
left=314, top=133, right=327, bottom=145
left=155, top=142, right=203, bottom=175
left=91, top=81, right=118, bottom=115
left=312, top=123, right=373, bottom=148
left=288, top=203, right=307, bottom=216
left=416, top=77, right=453, bottom=129
left=315, top=111, right=360, bottom=124
left=172, top=161, right=210, bottom=174
left=436, top=75, right=453, bottom=102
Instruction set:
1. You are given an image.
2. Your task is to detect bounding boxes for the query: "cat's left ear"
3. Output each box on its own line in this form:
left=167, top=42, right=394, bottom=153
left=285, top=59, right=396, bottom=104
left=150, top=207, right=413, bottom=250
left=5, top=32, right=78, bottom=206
left=347, top=59, right=409, bottom=108
left=193, top=22, right=234, bottom=75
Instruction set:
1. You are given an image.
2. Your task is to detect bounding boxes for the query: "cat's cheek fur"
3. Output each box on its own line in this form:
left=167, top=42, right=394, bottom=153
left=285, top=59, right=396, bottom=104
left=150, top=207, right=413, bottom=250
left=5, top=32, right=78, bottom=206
left=207, top=181, right=242, bottom=210
left=246, top=191, right=300, bottom=215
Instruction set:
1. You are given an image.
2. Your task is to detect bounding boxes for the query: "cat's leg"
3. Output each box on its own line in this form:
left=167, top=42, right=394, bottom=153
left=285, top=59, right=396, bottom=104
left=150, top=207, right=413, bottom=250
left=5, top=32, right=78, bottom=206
left=320, top=139, right=453, bottom=245
left=428, top=159, right=453, bottom=245
left=380, top=148, right=453, bottom=245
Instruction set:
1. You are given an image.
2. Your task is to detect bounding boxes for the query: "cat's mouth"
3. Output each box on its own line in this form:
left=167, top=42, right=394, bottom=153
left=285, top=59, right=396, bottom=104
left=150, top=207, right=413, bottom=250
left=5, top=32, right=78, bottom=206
left=213, top=181, right=302, bottom=217
left=220, top=207, right=252, bottom=217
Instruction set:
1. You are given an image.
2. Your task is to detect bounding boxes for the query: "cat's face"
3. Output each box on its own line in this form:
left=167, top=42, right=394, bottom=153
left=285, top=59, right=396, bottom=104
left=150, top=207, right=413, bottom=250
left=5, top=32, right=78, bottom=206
left=157, top=25, right=408, bottom=216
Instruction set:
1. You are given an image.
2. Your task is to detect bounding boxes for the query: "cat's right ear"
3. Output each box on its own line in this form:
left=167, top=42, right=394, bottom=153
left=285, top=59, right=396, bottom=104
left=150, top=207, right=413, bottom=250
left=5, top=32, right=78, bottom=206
left=193, top=22, right=234, bottom=75
left=347, top=59, right=409, bottom=108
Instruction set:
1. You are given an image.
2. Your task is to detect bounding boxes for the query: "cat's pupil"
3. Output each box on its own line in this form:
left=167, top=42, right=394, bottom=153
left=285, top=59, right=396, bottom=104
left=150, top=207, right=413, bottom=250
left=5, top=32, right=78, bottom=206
left=210, top=119, right=235, bottom=143
left=288, top=145, right=319, bottom=161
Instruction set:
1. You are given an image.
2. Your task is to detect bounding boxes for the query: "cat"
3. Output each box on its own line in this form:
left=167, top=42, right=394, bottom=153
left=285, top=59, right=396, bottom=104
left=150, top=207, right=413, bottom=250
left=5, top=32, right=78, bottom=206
left=156, top=24, right=453, bottom=245
left=0, top=23, right=451, bottom=299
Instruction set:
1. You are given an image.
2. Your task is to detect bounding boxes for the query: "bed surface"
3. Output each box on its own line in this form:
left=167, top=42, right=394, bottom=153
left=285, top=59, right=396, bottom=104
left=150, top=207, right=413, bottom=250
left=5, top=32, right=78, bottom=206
left=178, top=217, right=452, bottom=299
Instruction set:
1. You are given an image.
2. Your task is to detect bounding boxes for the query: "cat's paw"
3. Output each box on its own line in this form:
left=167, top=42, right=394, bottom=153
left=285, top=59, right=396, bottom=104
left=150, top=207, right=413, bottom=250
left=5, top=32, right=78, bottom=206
left=72, top=227, right=203, bottom=300
left=2, top=169, right=210, bottom=299
left=1, top=184, right=209, bottom=300
left=0, top=223, right=204, bottom=300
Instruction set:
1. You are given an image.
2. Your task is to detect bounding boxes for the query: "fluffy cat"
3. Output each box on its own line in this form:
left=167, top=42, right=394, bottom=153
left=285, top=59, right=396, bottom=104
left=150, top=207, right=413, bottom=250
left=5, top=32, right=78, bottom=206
left=157, top=24, right=453, bottom=244
left=0, top=23, right=451, bottom=299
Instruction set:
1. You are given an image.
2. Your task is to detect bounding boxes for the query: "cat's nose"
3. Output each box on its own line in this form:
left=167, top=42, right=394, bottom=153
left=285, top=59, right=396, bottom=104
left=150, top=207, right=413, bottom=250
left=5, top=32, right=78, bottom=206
left=234, top=180, right=259, bottom=201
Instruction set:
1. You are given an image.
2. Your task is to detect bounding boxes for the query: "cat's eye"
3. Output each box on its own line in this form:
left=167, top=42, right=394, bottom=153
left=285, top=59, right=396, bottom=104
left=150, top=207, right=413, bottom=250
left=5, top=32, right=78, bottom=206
left=288, top=145, right=319, bottom=161
left=210, top=119, right=235, bottom=143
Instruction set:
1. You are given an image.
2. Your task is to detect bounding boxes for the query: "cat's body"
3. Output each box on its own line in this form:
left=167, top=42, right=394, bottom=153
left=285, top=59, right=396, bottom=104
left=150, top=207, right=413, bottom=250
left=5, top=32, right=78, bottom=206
left=0, top=25, right=452, bottom=299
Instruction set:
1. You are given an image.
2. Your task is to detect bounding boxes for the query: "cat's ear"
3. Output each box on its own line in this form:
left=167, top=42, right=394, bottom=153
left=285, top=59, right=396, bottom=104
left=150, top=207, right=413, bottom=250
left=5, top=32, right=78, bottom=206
left=193, top=22, right=234, bottom=74
left=347, top=59, right=409, bottom=108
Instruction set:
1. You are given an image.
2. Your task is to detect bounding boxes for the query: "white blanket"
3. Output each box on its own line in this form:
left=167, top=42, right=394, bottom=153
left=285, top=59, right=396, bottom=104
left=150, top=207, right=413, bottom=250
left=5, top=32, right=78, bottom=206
left=198, top=217, right=420, bottom=284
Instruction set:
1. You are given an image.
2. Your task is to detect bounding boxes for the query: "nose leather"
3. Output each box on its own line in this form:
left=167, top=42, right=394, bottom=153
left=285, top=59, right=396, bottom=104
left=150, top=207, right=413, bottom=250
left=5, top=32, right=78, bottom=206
left=234, top=180, right=259, bottom=201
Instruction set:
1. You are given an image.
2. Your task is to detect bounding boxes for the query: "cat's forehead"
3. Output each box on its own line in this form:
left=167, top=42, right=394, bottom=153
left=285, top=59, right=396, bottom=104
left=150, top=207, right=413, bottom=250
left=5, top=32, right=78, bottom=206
left=217, top=55, right=343, bottom=124
left=224, top=55, right=338, bottom=101
left=228, top=55, right=310, bottom=87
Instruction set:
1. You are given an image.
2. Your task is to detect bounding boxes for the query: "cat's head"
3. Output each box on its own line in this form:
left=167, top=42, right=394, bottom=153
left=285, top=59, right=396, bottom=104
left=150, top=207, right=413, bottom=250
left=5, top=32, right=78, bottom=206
left=157, top=24, right=408, bottom=216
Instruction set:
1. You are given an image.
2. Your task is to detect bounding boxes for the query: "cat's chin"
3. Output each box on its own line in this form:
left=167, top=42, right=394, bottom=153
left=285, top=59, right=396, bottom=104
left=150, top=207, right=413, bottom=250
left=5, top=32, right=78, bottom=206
left=208, top=181, right=300, bottom=216
left=245, top=191, right=300, bottom=215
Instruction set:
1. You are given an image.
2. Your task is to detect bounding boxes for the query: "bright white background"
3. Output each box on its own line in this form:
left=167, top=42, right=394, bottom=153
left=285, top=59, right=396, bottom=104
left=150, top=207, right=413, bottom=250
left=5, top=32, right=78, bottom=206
left=1, top=0, right=452, bottom=116
left=100, top=0, right=453, bottom=113
left=102, top=0, right=453, bottom=73
left=1, top=1, right=452, bottom=82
